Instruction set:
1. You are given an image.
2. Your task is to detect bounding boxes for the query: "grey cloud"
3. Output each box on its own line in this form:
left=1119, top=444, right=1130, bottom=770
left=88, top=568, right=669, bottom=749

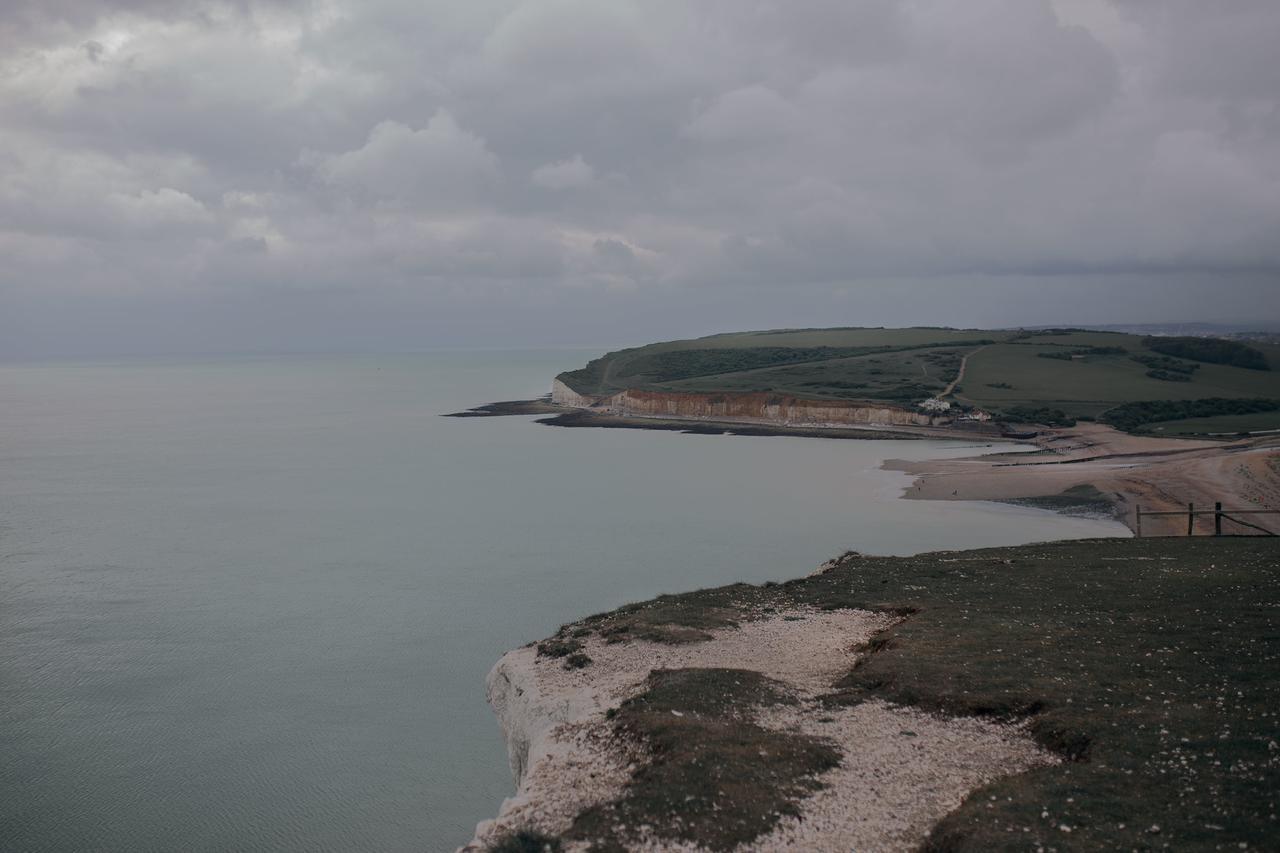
left=305, top=112, right=500, bottom=206
left=684, top=86, right=800, bottom=145
left=1117, top=0, right=1280, bottom=100
left=1, top=0, right=1278, bottom=357
left=530, top=155, right=595, bottom=190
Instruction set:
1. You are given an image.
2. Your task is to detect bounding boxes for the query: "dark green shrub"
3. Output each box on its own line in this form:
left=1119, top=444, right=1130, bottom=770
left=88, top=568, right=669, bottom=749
left=488, top=830, right=562, bottom=853
left=1102, top=398, right=1280, bottom=432
left=999, top=406, right=1076, bottom=427
left=1131, top=354, right=1199, bottom=374
left=1142, top=336, right=1269, bottom=370
left=536, top=638, right=582, bottom=659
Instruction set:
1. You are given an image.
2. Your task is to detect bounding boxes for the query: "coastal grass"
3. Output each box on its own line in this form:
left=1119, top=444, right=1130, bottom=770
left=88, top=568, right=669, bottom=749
left=1152, top=410, right=1280, bottom=436
left=552, top=326, right=1280, bottom=432
left=556, top=328, right=1018, bottom=396
left=559, top=537, right=1279, bottom=850
left=1101, top=398, right=1280, bottom=435
left=650, top=345, right=981, bottom=403
left=535, top=636, right=593, bottom=670
left=565, top=668, right=838, bottom=851
left=577, top=589, right=752, bottom=645
left=535, top=637, right=583, bottom=658
left=486, top=829, right=563, bottom=853
left=959, top=340, right=1280, bottom=424
left=1143, top=336, right=1271, bottom=370
left=804, top=539, right=1280, bottom=850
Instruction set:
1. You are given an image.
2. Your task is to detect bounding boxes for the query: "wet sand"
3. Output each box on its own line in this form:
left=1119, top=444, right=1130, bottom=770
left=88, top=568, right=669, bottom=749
left=888, top=423, right=1280, bottom=534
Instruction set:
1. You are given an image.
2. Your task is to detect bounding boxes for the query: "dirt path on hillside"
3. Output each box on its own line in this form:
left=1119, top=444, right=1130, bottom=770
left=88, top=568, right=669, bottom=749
left=941, top=346, right=986, bottom=398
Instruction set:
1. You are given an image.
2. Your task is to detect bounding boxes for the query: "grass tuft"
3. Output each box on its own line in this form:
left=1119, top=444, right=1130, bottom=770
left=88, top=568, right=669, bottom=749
left=566, top=668, right=837, bottom=851
left=563, top=537, right=1279, bottom=850
left=486, top=828, right=562, bottom=853
left=535, top=637, right=583, bottom=659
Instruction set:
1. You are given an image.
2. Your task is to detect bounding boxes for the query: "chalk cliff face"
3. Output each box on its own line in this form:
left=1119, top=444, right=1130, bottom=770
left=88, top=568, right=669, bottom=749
left=463, top=645, right=631, bottom=851
left=550, top=378, right=600, bottom=409
left=552, top=378, right=935, bottom=428
left=482, top=646, right=613, bottom=790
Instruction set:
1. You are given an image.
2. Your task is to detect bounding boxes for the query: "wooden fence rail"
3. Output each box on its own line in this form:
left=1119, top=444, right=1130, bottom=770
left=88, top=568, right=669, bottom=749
left=1135, top=501, right=1278, bottom=537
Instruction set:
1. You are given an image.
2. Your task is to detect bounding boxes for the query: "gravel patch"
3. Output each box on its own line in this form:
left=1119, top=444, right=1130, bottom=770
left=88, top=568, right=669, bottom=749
left=752, top=701, right=1055, bottom=851
left=463, top=606, right=1056, bottom=851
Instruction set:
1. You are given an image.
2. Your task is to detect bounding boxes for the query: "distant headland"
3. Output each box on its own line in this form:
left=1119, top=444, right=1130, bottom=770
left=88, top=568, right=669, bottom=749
left=450, top=326, right=1280, bottom=533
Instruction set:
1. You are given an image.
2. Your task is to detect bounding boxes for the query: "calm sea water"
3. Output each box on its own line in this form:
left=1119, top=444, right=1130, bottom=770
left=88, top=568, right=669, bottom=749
left=0, top=352, right=1128, bottom=852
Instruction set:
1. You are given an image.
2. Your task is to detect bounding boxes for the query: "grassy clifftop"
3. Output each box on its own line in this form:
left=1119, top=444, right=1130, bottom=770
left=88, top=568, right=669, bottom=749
left=514, top=537, right=1279, bottom=852
left=557, top=327, right=1280, bottom=434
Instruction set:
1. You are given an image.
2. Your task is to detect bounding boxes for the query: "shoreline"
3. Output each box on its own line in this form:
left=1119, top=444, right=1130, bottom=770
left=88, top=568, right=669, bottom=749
left=445, top=397, right=1015, bottom=442
left=447, top=399, right=1280, bottom=534
left=888, top=422, right=1280, bottom=534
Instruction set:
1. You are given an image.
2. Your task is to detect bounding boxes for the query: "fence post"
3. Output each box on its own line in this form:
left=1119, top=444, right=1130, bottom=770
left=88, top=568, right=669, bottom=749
left=1215, top=502, right=1222, bottom=536
left=1188, top=503, right=1194, bottom=536
left=1135, top=505, right=1142, bottom=538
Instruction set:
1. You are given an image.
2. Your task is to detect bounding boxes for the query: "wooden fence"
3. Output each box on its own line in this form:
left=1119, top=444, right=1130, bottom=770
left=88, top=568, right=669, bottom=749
left=1135, top=502, right=1278, bottom=537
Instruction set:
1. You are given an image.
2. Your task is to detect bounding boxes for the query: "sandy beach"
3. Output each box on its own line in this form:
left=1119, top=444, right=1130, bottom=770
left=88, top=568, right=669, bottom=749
left=888, top=423, right=1280, bottom=534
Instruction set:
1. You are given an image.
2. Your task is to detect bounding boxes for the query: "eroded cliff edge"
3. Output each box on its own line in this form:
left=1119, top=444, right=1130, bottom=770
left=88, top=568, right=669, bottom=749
left=462, top=538, right=1280, bottom=852
left=463, top=595, right=1050, bottom=852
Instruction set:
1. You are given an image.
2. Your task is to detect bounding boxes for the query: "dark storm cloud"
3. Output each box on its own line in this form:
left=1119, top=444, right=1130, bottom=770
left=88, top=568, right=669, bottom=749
left=1, top=0, right=1277, bottom=356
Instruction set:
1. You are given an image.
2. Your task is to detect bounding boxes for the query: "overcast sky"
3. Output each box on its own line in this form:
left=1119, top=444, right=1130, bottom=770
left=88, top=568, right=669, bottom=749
left=1, top=0, right=1278, bottom=357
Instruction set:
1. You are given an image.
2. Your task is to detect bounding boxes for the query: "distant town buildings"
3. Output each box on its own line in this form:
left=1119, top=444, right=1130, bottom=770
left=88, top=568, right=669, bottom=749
left=918, top=398, right=952, bottom=413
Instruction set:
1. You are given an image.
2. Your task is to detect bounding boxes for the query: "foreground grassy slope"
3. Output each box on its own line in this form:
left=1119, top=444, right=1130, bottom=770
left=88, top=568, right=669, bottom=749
left=557, top=327, right=1280, bottom=433
left=534, top=538, right=1279, bottom=852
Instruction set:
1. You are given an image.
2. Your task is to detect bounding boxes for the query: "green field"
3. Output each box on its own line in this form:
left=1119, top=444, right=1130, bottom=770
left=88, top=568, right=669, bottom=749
left=1150, top=410, right=1280, bottom=436
left=557, top=328, right=1280, bottom=433
left=958, top=337, right=1280, bottom=419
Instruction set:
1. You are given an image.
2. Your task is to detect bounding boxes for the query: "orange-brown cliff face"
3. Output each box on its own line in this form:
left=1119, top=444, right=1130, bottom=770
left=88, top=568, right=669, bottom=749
left=551, top=378, right=938, bottom=428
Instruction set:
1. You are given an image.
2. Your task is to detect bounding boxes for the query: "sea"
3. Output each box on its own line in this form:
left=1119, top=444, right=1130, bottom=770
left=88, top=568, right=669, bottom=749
left=0, top=351, right=1128, bottom=851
